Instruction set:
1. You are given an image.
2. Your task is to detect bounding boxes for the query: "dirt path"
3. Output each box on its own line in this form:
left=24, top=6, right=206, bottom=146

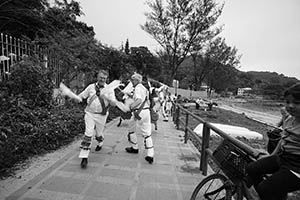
left=218, top=103, right=280, bottom=127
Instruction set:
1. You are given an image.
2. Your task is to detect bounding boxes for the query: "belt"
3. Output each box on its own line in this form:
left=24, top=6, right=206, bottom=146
left=85, top=108, right=107, bottom=115
left=132, top=107, right=149, bottom=111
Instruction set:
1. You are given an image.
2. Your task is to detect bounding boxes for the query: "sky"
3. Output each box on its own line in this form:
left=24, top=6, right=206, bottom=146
left=77, top=0, right=300, bottom=80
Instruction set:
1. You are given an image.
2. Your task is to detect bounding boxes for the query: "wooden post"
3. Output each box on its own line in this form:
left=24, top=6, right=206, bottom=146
left=176, top=105, right=180, bottom=130
left=17, top=38, right=20, bottom=61
left=172, top=103, right=176, bottom=122
left=184, top=112, right=189, bottom=143
left=0, top=33, right=3, bottom=80
left=200, top=123, right=210, bottom=175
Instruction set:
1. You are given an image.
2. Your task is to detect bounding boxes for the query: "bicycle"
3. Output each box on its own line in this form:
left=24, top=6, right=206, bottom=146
left=190, top=139, right=261, bottom=200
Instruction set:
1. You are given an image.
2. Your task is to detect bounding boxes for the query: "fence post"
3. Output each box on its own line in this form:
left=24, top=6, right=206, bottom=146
left=200, top=123, right=210, bottom=175
left=5, top=34, right=9, bottom=78
left=1, top=33, right=3, bottom=80
left=172, top=102, right=176, bottom=122
left=184, top=112, right=189, bottom=143
left=175, top=105, right=180, bottom=130
left=17, top=38, right=20, bottom=61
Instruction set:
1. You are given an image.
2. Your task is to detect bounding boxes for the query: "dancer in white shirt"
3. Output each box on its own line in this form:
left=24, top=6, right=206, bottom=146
left=125, top=73, right=154, bottom=164
left=78, top=69, right=111, bottom=168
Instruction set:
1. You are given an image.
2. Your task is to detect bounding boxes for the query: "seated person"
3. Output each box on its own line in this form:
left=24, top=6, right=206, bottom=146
left=246, top=83, right=300, bottom=200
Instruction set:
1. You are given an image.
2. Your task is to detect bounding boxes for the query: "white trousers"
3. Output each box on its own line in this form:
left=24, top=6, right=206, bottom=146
left=81, top=111, right=107, bottom=150
left=127, top=109, right=154, bottom=157
left=160, top=101, right=168, bottom=120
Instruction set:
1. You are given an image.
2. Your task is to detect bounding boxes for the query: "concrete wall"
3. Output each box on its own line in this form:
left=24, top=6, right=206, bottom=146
left=168, top=87, right=208, bottom=99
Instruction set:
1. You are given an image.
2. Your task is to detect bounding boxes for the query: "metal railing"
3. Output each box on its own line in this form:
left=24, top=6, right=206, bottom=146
left=0, top=33, right=61, bottom=85
left=172, top=103, right=261, bottom=175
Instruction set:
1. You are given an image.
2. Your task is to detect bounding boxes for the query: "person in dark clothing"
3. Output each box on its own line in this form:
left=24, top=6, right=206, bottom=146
left=246, top=82, right=300, bottom=200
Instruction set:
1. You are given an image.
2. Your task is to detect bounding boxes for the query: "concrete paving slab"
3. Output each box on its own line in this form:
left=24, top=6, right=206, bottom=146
left=4, top=116, right=207, bottom=200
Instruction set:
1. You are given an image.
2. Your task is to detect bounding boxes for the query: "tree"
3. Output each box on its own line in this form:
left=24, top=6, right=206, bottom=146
left=141, top=0, right=223, bottom=84
left=206, top=64, right=237, bottom=93
left=125, top=39, right=130, bottom=55
left=208, top=37, right=241, bottom=67
left=195, top=37, right=241, bottom=91
left=105, top=48, right=135, bottom=81
left=261, top=83, right=286, bottom=100
left=129, top=46, right=161, bottom=78
left=37, top=0, right=101, bottom=86
left=0, top=0, right=49, bottom=39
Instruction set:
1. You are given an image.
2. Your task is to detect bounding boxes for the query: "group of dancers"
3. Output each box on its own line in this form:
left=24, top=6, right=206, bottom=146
left=60, top=69, right=173, bottom=168
left=60, top=70, right=300, bottom=199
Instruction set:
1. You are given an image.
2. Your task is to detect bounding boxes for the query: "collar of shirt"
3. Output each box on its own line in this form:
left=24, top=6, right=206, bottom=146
left=95, top=83, right=104, bottom=96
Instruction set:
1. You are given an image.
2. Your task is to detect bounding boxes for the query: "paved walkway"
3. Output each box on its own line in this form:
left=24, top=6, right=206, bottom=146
left=4, top=117, right=206, bottom=200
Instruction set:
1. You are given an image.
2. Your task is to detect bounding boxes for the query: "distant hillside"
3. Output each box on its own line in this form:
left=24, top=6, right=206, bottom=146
left=245, top=71, right=299, bottom=84
left=176, top=56, right=299, bottom=98
left=238, top=71, right=299, bottom=99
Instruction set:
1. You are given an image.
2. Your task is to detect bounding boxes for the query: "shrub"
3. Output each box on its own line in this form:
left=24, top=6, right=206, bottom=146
left=3, top=59, right=54, bottom=108
left=0, top=59, right=85, bottom=178
left=0, top=106, right=84, bottom=177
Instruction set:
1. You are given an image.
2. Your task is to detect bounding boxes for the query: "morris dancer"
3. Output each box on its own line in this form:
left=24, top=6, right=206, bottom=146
left=78, top=69, right=112, bottom=168
left=150, top=87, right=160, bottom=130
left=165, top=94, right=173, bottom=117
left=158, top=86, right=169, bottom=122
left=126, top=72, right=154, bottom=164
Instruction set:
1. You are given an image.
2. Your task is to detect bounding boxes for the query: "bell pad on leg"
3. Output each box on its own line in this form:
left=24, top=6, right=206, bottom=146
left=95, top=136, right=104, bottom=143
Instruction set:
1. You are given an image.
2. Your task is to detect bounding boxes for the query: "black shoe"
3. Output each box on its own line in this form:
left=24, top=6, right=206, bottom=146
left=95, top=145, right=102, bottom=151
left=117, top=123, right=121, bottom=127
left=125, top=147, right=139, bottom=154
left=145, top=156, right=154, bottom=164
left=80, top=158, right=88, bottom=168
left=117, top=118, right=122, bottom=127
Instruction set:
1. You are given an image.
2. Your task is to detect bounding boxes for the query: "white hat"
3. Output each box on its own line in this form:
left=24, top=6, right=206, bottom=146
left=131, top=72, right=143, bottom=83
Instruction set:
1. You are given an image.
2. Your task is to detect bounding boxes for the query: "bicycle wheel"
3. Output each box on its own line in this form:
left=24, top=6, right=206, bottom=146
left=190, top=173, right=233, bottom=200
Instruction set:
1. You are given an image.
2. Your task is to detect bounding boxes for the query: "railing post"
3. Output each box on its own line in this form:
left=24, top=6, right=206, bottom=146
left=172, top=103, right=176, bottom=122
left=200, top=123, right=210, bottom=175
left=175, top=105, right=180, bottom=130
left=184, top=112, right=189, bottom=143
left=1, top=33, right=3, bottom=81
